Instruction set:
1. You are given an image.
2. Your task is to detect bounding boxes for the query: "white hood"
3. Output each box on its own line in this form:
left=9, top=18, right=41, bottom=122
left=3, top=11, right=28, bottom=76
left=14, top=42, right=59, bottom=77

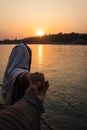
left=2, top=43, right=31, bottom=104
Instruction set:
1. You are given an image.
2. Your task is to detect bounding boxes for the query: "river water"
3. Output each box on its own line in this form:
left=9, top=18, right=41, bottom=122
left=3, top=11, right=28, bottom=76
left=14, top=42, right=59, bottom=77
left=0, top=44, right=87, bottom=130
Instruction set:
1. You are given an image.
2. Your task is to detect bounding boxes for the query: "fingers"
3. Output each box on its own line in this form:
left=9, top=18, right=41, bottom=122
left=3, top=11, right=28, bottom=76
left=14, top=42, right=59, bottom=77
left=25, top=72, right=49, bottom=103
left=43, top=81, right=49, bottom=94
left=39, top=81, right=49, bottom=95
left=29, top=72, right=45, bottom=89
left=29, top=76, right=49, bottom=94
left=25, top=83, right=38, bottom=95
left=30, top=72, right=45, bottom=82
left=37, top=95, right=44, bottom=103
left=20, top=72, right=45, bottom=87
left=37, top=81, right=49, bottom=103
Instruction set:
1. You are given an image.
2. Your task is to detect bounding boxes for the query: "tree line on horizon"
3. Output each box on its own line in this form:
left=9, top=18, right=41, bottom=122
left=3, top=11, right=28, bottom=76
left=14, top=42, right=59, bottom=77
left=0, top=32, right=87, bottom=45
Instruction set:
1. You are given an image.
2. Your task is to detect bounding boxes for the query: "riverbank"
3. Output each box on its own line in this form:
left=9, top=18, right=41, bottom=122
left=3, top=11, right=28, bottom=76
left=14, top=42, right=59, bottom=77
left=0, top=32, right=87, bottom=45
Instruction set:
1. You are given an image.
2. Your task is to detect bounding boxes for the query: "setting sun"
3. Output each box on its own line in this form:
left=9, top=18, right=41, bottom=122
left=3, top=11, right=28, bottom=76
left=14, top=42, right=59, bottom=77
left=37, top=30, right=45, bottom=36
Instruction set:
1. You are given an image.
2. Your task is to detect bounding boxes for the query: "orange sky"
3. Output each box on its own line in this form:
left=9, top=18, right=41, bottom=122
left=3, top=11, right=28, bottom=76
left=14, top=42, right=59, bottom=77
left=0, top=0, right=87, bottom=40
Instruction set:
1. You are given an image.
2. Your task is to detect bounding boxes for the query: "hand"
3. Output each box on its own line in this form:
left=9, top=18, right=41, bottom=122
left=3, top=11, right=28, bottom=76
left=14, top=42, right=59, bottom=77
left=25, top=78, right=49, bottom=103
left=29, top=72, right=45, bottom=84
left=20, top=72, right=45, bottom=86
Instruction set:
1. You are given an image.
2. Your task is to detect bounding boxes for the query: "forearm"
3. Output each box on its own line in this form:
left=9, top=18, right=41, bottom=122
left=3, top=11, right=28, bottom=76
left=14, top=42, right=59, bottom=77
left=0, top=94, right=44, bottom=130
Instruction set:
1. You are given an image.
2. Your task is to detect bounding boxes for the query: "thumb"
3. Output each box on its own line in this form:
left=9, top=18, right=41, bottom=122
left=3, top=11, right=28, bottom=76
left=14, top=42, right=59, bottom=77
left=25, top=84, right=38, bottom=96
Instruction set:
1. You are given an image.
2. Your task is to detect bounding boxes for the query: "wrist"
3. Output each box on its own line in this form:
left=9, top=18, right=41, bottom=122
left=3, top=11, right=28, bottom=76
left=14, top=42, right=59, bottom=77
left=23, top=94, right=44, bottom=115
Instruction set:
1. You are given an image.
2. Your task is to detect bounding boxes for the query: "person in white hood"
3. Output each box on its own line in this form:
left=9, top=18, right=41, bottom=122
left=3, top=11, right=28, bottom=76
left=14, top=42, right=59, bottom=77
left=2, top=43, right=32, bottom=105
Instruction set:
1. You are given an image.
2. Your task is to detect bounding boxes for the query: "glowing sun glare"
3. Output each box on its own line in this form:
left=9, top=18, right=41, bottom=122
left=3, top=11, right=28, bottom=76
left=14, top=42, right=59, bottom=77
left=37, top=30, right=45, bottom=36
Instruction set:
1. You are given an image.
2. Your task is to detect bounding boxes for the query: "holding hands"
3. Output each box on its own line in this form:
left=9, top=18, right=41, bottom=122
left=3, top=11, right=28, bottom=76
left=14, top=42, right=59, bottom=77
left=21, top=72, right=49, bottom=103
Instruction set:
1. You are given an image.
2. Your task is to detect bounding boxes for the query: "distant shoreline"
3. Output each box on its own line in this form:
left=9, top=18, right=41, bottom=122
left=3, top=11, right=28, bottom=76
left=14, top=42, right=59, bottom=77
left=0, top=32, right=87, bottom=45
left=0, top=42, right=87, bottom=45
left=0, top=43, right=87, bottom=45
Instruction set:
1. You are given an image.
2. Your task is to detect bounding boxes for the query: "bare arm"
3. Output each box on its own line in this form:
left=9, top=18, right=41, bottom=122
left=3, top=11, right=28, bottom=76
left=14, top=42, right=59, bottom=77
left=0, top=73, right=49, bottom=130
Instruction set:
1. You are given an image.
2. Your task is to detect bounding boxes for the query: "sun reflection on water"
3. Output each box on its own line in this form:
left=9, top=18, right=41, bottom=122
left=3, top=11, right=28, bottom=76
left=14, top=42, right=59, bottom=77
left=38, top=45, right=43, bottom=66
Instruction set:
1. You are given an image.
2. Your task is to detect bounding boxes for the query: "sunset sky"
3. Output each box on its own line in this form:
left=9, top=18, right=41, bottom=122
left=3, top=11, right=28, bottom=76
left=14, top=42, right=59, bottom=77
left=0, top=0, right=87, bottom=40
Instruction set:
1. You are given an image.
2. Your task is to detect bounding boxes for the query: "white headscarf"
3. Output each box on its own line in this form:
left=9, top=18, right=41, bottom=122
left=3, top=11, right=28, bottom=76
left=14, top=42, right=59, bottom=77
left=2, top=43, right=31, bottom=104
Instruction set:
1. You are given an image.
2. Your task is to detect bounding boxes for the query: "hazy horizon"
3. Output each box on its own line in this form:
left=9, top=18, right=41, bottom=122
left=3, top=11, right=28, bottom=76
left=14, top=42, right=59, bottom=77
left=0, top=0, right=87, bottom=40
